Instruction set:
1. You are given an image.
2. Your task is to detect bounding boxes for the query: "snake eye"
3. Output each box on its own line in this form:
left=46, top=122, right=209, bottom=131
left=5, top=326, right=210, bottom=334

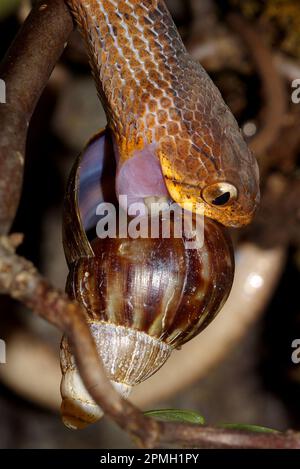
left=202, top=182, right=238, bottom=208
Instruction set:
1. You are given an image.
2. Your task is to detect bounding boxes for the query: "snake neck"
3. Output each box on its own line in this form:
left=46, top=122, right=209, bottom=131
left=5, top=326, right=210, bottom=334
left=66, top=0, right=260, bottom=227
left=66, top=0, right=190, bottom=159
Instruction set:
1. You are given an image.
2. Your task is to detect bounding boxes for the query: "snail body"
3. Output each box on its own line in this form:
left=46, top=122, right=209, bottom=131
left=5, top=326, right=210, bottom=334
left=60, top=131, right=234, bottom=429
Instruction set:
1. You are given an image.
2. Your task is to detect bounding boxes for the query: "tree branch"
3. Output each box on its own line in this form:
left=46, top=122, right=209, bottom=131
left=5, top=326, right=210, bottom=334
left=0, top=235, right=299, bottom=449
left=0, top=234, right=160, bottom=448
left=0, top=0, right=74, bottom=235
left=227, top=13, right=288, bottom=158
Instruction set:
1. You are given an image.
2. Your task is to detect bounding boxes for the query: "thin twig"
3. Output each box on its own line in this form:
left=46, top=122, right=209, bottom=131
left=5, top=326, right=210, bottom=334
left=158, top=422, right=300, bottom=449
left=0, top=234, right=160, bottom=448
left=227, top=13, right=288, bottom=158
left=0, top=0, right=74, bottom=234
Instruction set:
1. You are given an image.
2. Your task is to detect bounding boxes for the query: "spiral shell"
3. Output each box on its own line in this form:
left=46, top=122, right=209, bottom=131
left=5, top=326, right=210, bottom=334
left=61, top=130, right=234, bottom=429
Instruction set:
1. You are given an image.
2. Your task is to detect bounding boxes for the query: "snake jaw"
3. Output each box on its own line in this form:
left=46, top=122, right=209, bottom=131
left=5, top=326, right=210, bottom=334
left=163, top=176, right=258, bottom=228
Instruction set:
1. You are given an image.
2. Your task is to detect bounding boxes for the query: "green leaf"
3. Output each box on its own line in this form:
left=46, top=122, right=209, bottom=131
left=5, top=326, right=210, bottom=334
left=219, top=423, right=279, bottom=433
left=144, top=408, right=205, bottom=425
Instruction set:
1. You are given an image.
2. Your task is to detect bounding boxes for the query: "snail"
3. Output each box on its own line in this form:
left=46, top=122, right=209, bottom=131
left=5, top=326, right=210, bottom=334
left=60, top=131, right=234, bottom=429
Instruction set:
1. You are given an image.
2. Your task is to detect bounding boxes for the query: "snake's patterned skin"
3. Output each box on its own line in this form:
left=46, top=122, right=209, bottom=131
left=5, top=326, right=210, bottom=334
left=66, top=0, right=260, bottom=227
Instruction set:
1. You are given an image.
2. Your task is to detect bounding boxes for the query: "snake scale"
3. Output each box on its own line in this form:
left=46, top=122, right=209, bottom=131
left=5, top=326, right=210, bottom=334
left=66, top=0, right=260, bottom=227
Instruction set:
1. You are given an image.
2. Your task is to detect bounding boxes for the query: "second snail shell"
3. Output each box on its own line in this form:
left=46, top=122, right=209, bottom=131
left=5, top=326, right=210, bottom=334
left=60, top=130, right=234, bottom=429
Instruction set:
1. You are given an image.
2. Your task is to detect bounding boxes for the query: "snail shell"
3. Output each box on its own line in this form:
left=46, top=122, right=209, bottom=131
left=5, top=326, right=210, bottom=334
left=61, top=130, right=234, bottom=429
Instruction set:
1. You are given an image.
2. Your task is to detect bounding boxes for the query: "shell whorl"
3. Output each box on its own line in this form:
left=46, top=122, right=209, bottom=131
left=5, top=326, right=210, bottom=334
left=67, top=219, right=234, bottom=349
left=60, top=323, right=171, bottom=429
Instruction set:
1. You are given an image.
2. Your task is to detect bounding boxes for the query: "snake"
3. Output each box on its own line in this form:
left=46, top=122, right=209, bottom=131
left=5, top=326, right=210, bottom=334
left=66, top=0, right=260, bottom=227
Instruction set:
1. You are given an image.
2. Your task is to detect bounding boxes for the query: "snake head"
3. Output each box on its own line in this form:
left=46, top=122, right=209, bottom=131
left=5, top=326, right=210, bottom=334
left=159, top=107, right=260, bottom=228
left=160, top=148, right=260, bottom=228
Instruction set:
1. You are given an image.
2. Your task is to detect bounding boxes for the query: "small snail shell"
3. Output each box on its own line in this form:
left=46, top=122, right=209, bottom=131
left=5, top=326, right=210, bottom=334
left=61, top=130, right=234, bottom=429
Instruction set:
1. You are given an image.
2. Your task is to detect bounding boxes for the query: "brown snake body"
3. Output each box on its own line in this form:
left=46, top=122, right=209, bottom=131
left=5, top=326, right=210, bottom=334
left=66, top=0, right=260, bottom=227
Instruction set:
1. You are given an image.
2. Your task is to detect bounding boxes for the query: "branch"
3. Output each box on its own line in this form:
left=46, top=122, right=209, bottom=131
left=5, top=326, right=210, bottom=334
left=0, top=0, right=74, bottom=235
left=0, top=234, right=160, bottom=448
left=0, top=234, right=299, bottom=449
left=158, top=423, right=300, bottom=449
left=227, top=13, right=288, bottom=158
